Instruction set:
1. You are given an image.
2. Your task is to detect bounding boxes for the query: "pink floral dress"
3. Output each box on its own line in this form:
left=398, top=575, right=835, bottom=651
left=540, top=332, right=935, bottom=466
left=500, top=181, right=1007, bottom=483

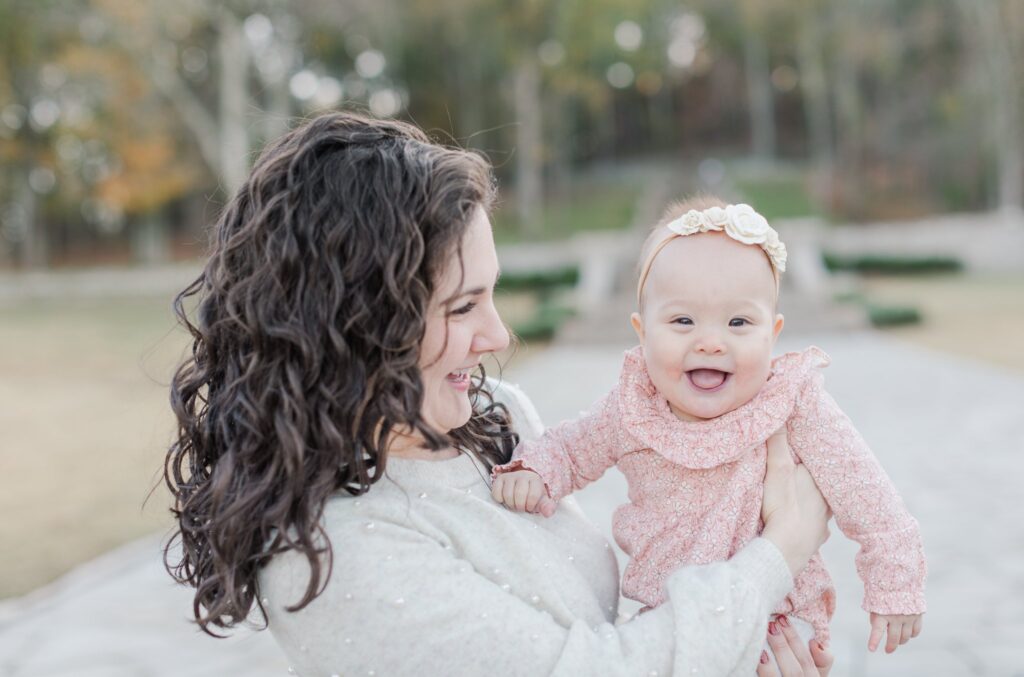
left=494, top=346, right=927, bottom=642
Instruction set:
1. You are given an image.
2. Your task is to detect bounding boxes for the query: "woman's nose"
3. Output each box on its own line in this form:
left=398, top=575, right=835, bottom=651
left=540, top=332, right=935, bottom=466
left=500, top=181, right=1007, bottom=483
left=472, top=301, right=510, bottom=354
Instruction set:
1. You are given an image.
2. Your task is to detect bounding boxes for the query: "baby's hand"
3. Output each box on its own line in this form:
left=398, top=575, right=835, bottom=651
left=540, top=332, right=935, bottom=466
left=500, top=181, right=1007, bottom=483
left=491, top=470, right=557, bottom=517
left=868, top=612, right=923, bottom=653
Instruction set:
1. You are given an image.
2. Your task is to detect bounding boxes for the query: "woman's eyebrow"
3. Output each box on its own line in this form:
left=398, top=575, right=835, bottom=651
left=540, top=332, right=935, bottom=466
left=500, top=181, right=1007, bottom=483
left=458, top=270, right=502, bottom=298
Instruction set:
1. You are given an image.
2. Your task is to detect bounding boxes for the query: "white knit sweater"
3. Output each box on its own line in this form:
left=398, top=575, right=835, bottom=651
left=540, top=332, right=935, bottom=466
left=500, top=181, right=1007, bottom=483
left=258, top=381, right=793, bottom=676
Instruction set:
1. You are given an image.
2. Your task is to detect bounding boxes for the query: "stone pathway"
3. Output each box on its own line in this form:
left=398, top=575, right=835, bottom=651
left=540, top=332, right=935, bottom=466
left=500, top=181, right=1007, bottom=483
left=1, top=328, right=1021, bottom=676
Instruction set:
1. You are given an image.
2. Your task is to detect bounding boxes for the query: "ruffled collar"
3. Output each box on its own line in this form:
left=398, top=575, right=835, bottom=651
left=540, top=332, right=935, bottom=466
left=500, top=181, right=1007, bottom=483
left=617, top=345, right=830, bottom=468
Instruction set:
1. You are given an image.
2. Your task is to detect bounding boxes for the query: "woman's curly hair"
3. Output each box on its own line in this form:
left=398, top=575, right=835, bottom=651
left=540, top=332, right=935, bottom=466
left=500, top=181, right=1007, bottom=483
left=164, top=111, right=517, bottom=634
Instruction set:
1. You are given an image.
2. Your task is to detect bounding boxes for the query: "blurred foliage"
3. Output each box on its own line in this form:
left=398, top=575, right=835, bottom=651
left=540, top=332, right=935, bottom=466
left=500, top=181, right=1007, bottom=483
left=511, top=299, right=577, bottom=341
left=496, top=265, right=580, bottom=292
left=866, top=303, right=923, bottom=327
left=1, top=0, right=1023, bottom=268
left=498, top=264, right=581, bottom=339
left=823, top=253, right=964, bottom=275
left=734, top=173, right=820, bottom=220
left=492, top=182, right=640, bottom=243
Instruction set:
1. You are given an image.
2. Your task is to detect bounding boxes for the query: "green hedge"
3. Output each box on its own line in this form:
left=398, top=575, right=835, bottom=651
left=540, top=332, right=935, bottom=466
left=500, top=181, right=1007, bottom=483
left=497, top=266, right=580, bottom=292
left=823, top=253, right=963, bottom=275
left=511, top=301, right=576, bottom=341
left=866, top=304, right=922, bottom=327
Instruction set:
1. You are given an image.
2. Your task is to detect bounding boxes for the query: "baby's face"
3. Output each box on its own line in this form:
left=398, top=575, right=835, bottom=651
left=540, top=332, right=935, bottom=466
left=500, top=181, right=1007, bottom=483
left=632, top=231, right=783, bottom=422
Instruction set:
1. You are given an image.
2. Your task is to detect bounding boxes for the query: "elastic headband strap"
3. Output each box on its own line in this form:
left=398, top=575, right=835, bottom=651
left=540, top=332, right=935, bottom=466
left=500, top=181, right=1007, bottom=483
left=636, top=234, right=680, bottom=306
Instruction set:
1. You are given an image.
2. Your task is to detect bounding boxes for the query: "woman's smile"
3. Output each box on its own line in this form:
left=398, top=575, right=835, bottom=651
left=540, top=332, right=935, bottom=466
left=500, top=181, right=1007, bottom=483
left=446, top=367, right=474, bottom=392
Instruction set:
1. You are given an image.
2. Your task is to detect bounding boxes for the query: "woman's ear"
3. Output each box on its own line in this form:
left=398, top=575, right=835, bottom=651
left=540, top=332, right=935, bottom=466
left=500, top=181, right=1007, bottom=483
left=630, top=312, right=645, bottom=343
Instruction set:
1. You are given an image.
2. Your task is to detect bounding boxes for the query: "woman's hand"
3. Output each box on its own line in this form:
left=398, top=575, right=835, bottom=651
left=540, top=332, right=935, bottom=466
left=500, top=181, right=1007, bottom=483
left=756, top=616, right=833, bottom=677
left=760, top=430, right=832, bottom=576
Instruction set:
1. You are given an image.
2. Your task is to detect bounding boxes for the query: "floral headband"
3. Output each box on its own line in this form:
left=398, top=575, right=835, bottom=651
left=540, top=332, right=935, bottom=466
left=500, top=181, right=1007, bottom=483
left=636, top=203, right=787, bottom=305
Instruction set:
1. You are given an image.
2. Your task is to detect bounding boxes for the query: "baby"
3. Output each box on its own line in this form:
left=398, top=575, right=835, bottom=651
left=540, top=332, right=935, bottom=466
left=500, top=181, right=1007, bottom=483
left=491, top=197, right=926, bottom=652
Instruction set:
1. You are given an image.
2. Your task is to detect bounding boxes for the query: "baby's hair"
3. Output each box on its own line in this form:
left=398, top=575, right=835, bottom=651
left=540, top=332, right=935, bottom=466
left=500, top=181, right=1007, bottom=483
left=639, top=194, right=729, bottom=268
left=637, top=193, right=780, bottom=311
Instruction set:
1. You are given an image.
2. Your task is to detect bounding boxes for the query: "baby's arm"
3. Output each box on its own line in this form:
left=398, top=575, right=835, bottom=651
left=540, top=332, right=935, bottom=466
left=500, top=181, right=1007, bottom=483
left=492, top=388, right=627, bottom=508
left=786, top=374, right=926, bottom=652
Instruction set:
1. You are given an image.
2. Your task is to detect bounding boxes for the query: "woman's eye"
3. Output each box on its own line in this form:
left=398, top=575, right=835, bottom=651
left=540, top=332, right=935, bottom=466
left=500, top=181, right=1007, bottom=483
left=729, top=318, right=749, bottom=327
left=451, top=302, right=476, bottom=316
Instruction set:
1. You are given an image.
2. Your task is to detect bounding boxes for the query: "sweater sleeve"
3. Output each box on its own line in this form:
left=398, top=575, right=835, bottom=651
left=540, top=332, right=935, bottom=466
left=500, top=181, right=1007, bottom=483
left=787, top=373, right=927, bottom=615
left=492, top=387, right=627, bottom=502
left=262, top=520, right=793, bottom=677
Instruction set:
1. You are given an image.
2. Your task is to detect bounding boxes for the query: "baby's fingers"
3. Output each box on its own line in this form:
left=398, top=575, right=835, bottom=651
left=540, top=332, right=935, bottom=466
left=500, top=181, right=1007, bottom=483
left=501, top=476, right=522, bottom=510
left=512, top=477, right=532, bottom=511
left=809, top=639, right=833, bottom=676
left=867, top=613, right=886, bottom=652
left=490, top=476, right=507, bottom=504
left=899, top=620, right=913, bottom=646
left=524, top=480, right=543, bottom=513
left=911, top=615, right=923, bottom=638
left=537, top=495, right=557, bottom=518
left=885, top=619, right=901, bottom=653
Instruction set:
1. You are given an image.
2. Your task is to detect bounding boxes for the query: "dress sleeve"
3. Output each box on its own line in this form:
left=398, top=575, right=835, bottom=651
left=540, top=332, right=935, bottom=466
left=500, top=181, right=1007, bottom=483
left=787, top=373, right=927, bottom=615
left=492, top=388, right=627, bottom=502
left=263, top=520, right=793, bottom=677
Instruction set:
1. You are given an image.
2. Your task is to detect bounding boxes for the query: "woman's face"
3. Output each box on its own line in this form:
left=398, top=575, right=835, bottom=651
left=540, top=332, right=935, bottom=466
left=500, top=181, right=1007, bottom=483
left=417, top=207, right=509, bottom=436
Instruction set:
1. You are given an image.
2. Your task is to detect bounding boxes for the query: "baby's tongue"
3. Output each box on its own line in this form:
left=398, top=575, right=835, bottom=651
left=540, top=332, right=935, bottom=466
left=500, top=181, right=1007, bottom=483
left=689, top=369, right=727, bottom=389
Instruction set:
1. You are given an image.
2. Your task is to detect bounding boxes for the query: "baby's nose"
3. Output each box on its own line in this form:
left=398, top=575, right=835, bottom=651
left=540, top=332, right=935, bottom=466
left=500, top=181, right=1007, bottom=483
left=695, top=334, right=726, bottom=354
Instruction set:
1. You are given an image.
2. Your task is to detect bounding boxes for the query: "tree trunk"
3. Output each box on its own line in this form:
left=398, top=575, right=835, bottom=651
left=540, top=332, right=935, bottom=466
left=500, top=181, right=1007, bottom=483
left=256, top=11, right=294, bottom=143
left=743, top=28, right=775, bottom=160
left=797, top=6, right=834, bottom=202
left=16, top=173, right=46, bottom=269
left=218, top=8, right=251, bottom=197
left=544, top=90, right=571, bottom=199
left=260, top=45, right=293, bottom=143
left=832, top=6, right=864, bottom=216
left=131, top=212, right=170, bottom=264
left=513, top=56, right=543, bottom=234
left=980, top=2, right=1022, bottom=210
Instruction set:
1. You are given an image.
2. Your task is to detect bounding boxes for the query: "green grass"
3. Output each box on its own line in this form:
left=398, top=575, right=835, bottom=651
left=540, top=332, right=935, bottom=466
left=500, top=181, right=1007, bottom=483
left=734, top=175, right=820, bottom=221
left=492, top=183, right=640, bottom=244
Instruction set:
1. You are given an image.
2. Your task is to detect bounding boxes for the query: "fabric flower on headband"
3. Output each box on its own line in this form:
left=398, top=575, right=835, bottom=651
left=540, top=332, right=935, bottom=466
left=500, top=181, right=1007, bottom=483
left=665, top=203, right=787, bottom=272
left=637, top=203, right=787, bottom=305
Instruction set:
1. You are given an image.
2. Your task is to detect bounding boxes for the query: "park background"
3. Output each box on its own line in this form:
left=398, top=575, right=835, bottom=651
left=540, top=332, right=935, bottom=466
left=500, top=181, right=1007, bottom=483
left=1, top=1, right=1022, bottom=675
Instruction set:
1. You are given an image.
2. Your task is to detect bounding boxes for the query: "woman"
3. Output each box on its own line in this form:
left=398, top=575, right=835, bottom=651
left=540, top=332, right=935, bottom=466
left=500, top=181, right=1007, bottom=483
left=165, top=112, right=832, bottom=676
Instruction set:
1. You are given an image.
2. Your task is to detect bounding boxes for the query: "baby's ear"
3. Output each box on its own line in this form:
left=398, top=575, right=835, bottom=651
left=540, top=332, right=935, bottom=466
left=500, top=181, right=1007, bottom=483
left=773, top=313, right=785, bottom=341
left=630, top=312, right=645, bottom=343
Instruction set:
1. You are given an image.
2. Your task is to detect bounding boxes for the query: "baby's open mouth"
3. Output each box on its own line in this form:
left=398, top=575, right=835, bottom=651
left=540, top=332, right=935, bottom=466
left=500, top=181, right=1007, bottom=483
left=686, top=369, right=731, bottom=392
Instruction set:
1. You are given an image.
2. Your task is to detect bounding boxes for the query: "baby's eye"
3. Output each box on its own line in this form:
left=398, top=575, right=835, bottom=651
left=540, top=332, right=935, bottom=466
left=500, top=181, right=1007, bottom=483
left=729, top=318, right=749, bottom=327
left=672, top=317, right=694, bottom=326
